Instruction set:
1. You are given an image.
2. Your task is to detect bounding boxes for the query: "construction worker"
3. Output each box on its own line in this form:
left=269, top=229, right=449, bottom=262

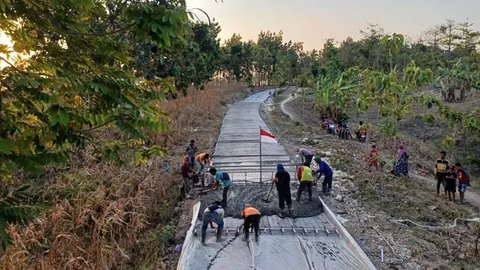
left=180, top=156, right=193, bottom=197
left=296, top=163, right=314, bottom=201
left=209, top=167, right=232, bottom=208
left=435, top=151, right=449, bottom=195
left=241, top=204, right=261, bottom=241
left=314, top=157, right=333, bottom=195
left=273, top=164, right=292, bottom=218
left=201, top=201, right=224, bottom=245
left=195, top=152, right=211, bottom=172
left=185, top=140, right=198, bottom=169
left=296, top=147, right=314, bottom=166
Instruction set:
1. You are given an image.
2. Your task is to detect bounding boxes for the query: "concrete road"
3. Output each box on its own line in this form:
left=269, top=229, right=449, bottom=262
left=212, top=91, right=296, bottom=183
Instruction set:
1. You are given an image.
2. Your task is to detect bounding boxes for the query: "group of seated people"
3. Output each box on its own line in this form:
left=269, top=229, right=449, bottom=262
left=321, top=116, right=367, bottom=141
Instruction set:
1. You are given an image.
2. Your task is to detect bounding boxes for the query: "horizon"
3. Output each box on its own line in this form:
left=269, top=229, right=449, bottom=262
left=186, top=0, right=480, bottom=50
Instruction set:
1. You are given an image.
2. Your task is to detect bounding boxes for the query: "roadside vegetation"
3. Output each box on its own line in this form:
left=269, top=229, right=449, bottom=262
left=1, top=0, right=479, bottom=269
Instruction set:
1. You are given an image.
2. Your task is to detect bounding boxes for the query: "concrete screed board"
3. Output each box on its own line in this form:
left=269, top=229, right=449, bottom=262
left=177, top=90, right=376, bottom=270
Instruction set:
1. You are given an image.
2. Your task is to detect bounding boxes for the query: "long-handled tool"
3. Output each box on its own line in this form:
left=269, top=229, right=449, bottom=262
left=261, top=182, right=274, bottom=203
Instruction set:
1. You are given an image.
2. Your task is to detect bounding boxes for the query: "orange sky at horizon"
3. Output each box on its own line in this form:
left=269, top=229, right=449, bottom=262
left=187, top=0, right=480, bottom=50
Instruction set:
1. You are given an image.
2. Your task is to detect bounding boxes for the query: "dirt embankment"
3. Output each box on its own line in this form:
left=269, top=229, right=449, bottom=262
left=263, top=87, right=480, bottom=270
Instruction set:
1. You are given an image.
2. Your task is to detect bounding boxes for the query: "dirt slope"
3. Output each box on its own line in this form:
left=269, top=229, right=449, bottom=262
left=262, top=86, right=480, bottom=270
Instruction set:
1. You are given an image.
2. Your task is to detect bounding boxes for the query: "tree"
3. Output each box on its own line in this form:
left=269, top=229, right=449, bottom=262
left=0, top=0, right=191, bottom=246
left=256, top=31, right=283, bottom=85
left=357, top=34, right=433, bottom=156
left=0, top=0, right=190, bottom=180
left=437, top=59, right=480, bottom=102
left=315, top=67, right=360, bottom=121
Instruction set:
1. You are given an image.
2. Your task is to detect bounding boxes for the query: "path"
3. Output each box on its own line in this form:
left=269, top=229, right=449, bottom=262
left=177, top=90, right=376, bottom=270
left=279, top=88, right=298, bottom=120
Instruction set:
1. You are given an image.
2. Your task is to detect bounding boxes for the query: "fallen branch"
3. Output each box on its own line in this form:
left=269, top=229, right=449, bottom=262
left=372, top=226, right=401, bottom=259
left=391, top=217, right=480, bottom=230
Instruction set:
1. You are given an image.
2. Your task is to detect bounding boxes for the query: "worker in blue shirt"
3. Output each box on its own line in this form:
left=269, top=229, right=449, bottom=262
left=209, top=167, right=232, bottom=207
left=314, top=157, right=334, bottom=195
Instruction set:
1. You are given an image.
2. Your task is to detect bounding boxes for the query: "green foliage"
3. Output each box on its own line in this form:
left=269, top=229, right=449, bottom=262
left=315, top=67, right=360, bottom=121
left=0, top=0, right=191, bottom=180
left=378, top=117, right=399, bottom=137
left=442, top=135, right=454, bottom=150
left=422, top=114, right=436, bottom=123
left=0, top=185, right=39, bottom=249
left=437, top=59, right=480, bottom=102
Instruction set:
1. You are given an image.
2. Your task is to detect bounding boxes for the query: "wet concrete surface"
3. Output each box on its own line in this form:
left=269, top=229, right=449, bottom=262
left=198, top=184, right=324, bottom=219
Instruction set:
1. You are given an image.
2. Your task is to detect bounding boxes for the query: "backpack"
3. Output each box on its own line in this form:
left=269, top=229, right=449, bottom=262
left=222, top=172, right=230, bottom=181
left=301, top=166, right=313, bottom=181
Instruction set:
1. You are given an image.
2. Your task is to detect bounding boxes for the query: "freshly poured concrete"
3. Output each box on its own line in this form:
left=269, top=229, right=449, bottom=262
left=177, top=90, right=376, bottom=270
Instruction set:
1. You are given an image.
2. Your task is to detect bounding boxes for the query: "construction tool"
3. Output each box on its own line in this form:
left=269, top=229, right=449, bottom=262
left=261, top=182, right=274, bottom=203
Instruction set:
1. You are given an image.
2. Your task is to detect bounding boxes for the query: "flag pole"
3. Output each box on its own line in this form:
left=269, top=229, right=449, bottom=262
left=259, top=125, right=262, bottom=184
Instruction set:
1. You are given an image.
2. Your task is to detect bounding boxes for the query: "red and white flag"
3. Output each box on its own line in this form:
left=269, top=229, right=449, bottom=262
left=260, top=128, right=278, bottom=144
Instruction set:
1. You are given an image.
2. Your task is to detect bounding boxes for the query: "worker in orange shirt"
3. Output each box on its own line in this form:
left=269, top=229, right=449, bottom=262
left=241, top=204, right=261, bottom=242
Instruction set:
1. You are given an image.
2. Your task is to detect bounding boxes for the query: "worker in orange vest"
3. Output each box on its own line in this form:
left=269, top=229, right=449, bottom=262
left=241, top=204, right=261, bottom=241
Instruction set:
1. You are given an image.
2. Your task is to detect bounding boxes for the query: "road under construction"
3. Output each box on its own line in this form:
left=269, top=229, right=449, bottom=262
left=177, top=91, right=376, bottom=270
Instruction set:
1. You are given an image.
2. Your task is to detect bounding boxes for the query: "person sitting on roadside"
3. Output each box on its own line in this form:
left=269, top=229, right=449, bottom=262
left=367, top=145, right=379, bottom=172
left=241, top=204, right=261, bottom=242
left=296, top=147, right=314, bottom=166
left=273, top=164, right=292, bottom=218
left=455, top=162, right=470, bottom=204
left=201, top=201, right=224, bottom=245
left=209, top=167, right=232, bottom=208
left=445, top=165, right=457, bottom=202
left=435, top=151, right=449, bottom=196
left=314, top=157, right=334, bottom=195
left=296, top=163, right=314, bottom=201
left=355, top=121, right=366, bottom=137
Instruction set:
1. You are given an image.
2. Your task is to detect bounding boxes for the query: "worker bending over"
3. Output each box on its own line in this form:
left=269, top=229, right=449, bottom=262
left=241, top=204, right=261, bottom=241
left=296, top=163, right=314, bottom=201
left=201, top=201, right=224, bottom=245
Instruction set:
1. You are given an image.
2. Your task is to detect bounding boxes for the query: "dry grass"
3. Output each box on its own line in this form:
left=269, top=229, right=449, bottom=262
left=1, top=82, right=252, bottom=270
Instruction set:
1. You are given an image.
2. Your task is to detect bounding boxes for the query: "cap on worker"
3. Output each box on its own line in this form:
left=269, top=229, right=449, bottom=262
left=314, top=156, right=321, bottom=163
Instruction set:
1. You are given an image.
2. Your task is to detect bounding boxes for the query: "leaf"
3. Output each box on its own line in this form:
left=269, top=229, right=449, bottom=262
left=58, top=110, right=69, bottom=127
left=0, top=138, right=14, bottom=154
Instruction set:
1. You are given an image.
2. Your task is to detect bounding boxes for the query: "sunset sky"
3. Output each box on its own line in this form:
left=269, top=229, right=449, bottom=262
left=186, top=0, right=480, bottom=50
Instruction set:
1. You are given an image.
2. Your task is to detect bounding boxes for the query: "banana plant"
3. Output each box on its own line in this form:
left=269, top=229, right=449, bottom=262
left=315, top=67, right=361, bottom=121
left=437, top=59, right=480, bottom=102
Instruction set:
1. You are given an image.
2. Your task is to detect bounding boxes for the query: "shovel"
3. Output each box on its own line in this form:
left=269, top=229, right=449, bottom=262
left=261, top=182, right=274, bottom=203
